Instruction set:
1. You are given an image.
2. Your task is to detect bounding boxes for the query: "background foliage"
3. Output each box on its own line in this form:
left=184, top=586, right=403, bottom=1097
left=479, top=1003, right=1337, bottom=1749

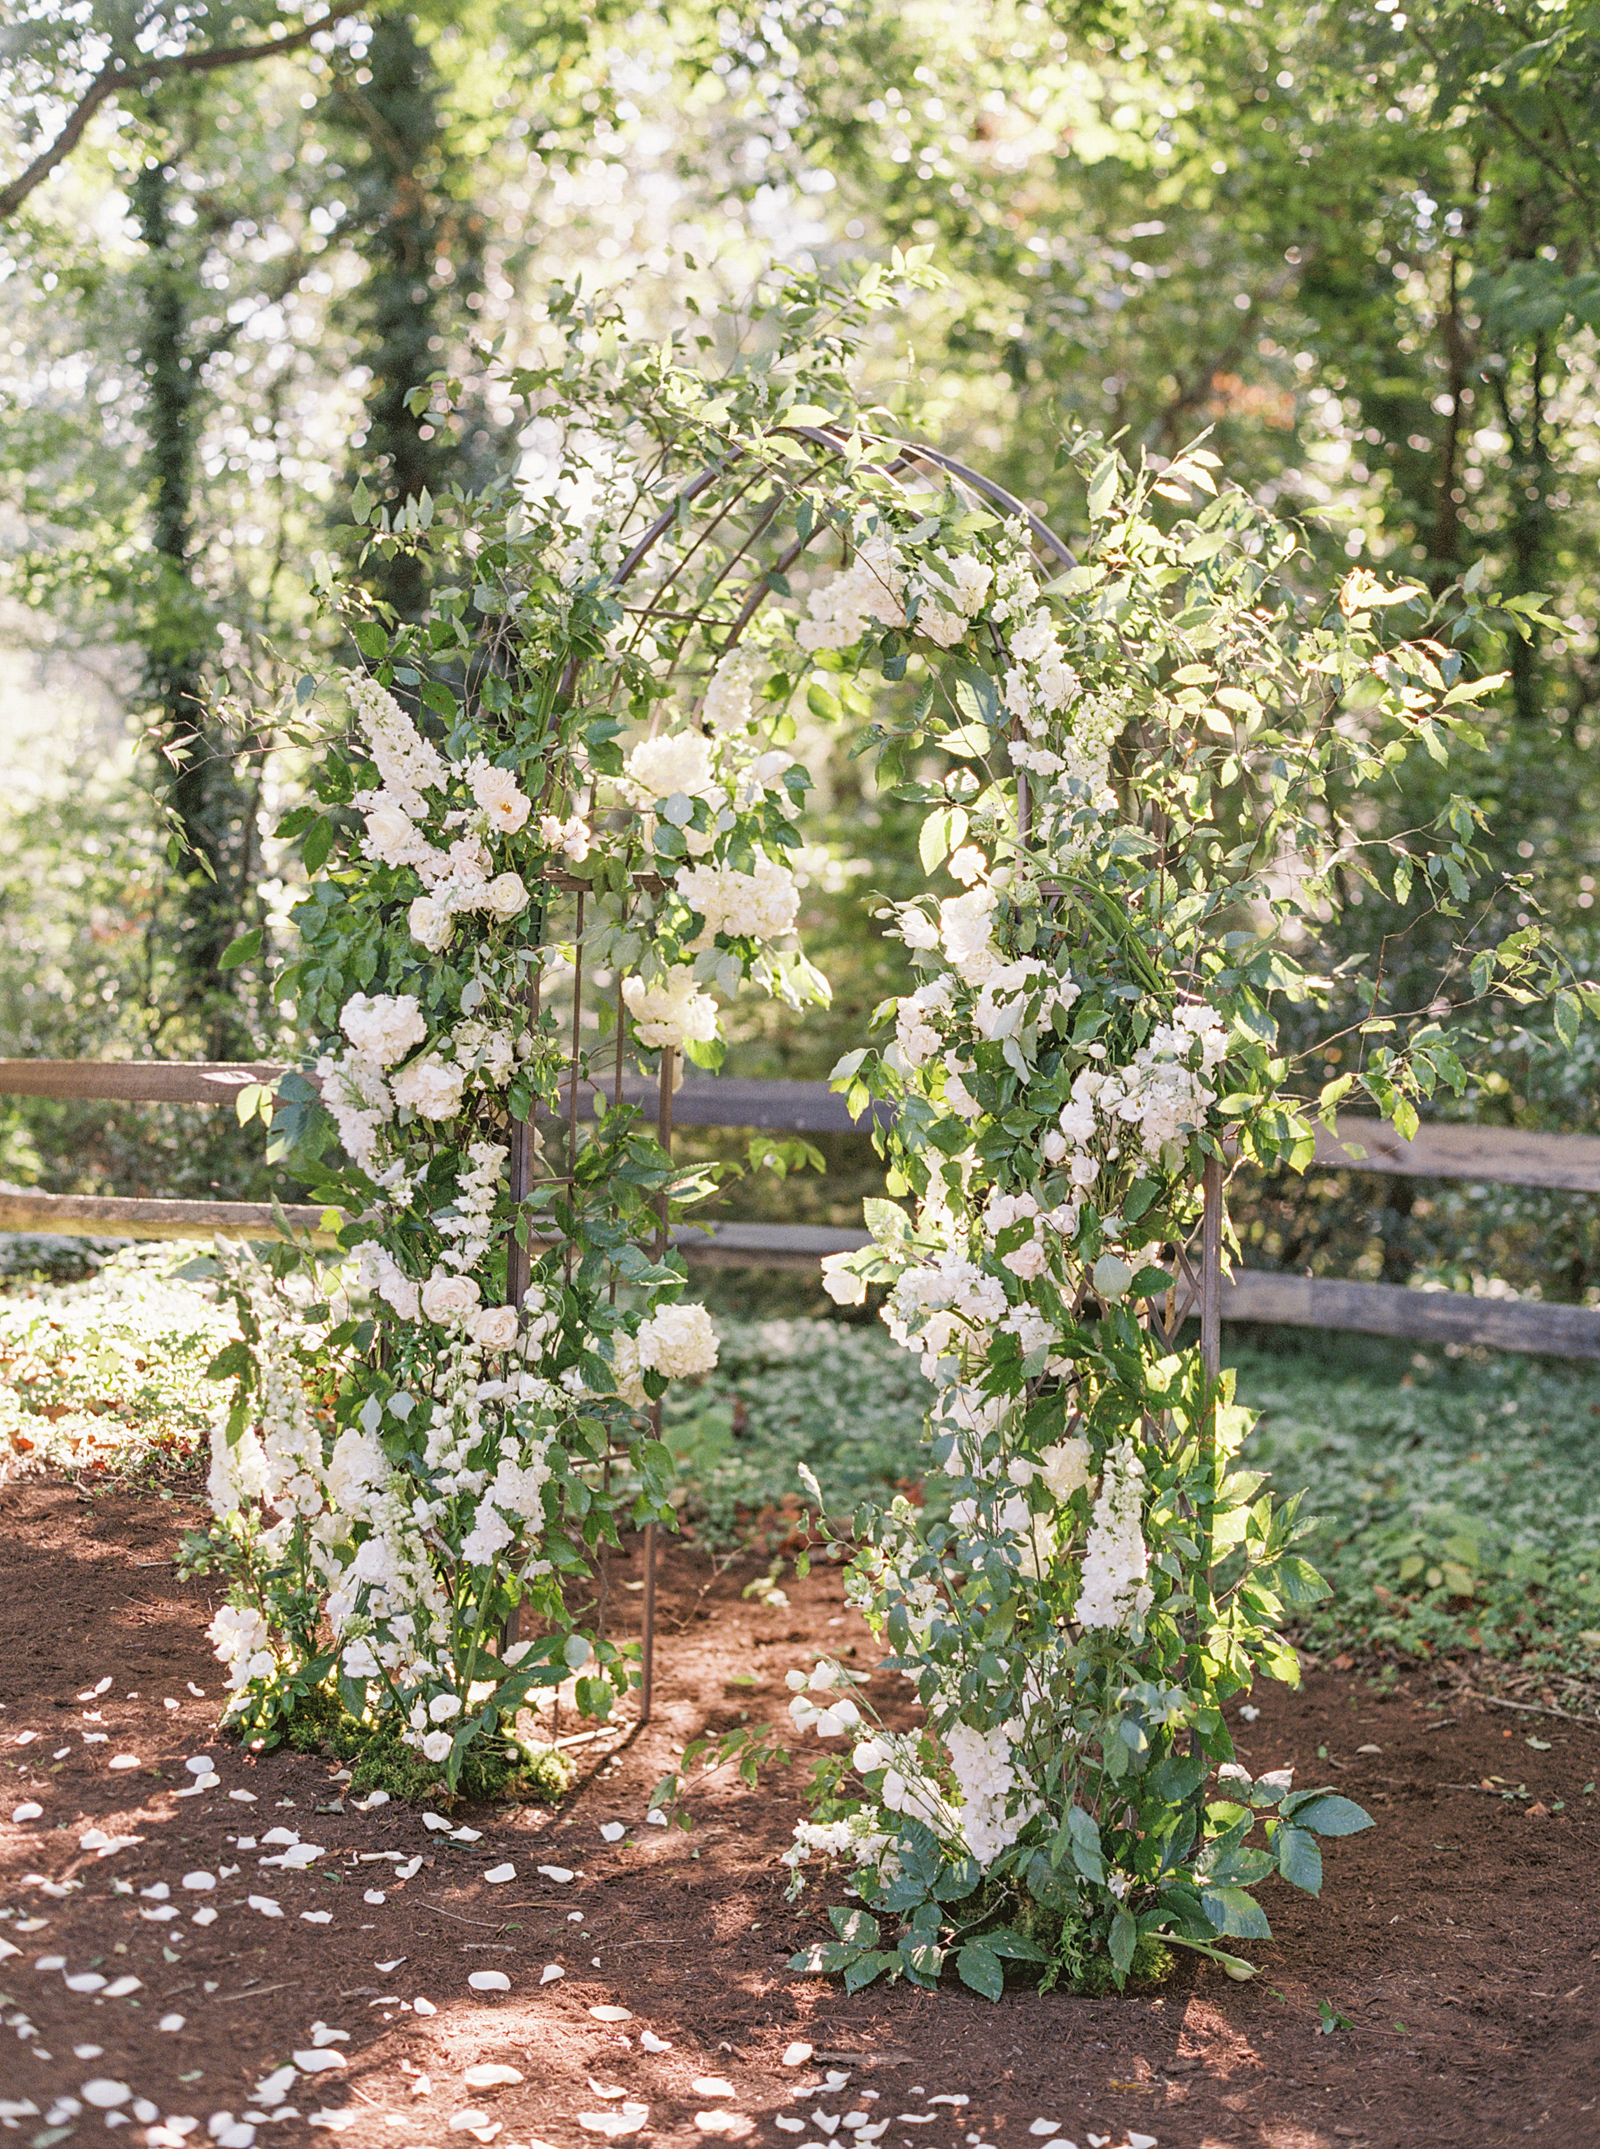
left=2, top=0, right=1598, bottom=1306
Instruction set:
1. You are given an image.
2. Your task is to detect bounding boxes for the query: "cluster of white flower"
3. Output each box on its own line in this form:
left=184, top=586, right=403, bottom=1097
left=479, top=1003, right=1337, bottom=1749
left=538, top=811, right=592, bottom=863
left=1074, top=1438, right=1154, bottom=1631
left=622, top=967, right=719, bottom=1049
left=344, top=676, right=533, bottom=952
left=676, top=851, right=800, bottom=946
left=634, top=1301, right=719, bottom=1380
left=701, top=645, right=763, bottom=732
left=621, top=729, right=721, bottom=808
left=796, top=533, right=907, bottom=651
left=908, top=549, right=994, bottom=648
left=945, top=1720, right=1038, bottom=1867
left=208, top=1604, right=273, bottom=1693
left=1042, top=1002, right=1227, bottom=1182
left=339, top=992, right=427, bottom=1067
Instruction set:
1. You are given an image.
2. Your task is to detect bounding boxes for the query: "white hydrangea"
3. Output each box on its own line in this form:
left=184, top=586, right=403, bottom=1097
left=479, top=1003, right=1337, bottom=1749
left=391, top=1055, right=466, bottom=1122
left=622, top=968, right=719, bottom=1049
left=339, top=993, right=427, bottom=1067
left=676, top=851, right=800, bottom=945
left=634, top=1301, right=719, bottom=1379
left=623, top=729, right=719, bottom=803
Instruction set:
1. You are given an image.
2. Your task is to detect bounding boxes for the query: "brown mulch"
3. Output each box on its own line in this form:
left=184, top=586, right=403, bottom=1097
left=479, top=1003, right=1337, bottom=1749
left=2, top=1474, right=1599, bottom=2149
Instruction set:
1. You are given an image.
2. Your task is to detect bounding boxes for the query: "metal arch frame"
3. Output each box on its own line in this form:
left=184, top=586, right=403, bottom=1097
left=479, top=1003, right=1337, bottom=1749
left=512, top=422, right=1222, bottom=1729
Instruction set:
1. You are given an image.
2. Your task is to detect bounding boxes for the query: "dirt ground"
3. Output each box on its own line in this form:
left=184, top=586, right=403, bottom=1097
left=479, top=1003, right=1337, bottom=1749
left=2, top=1474, right=1598, bottom=2149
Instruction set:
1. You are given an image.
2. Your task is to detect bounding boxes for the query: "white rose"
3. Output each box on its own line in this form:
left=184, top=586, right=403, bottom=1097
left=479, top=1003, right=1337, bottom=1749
left=363, top=798, right=422, bottom=867
left=339, top=992, right=427, bottom=1067
left=820, top=1254, right=868, bottom=1307
left=421, top=1730, right=453, bottom=1763
left=468, top=759, right=532, bottom=833
left=420, top=1272, right=482, bottom=1325
left=428, top=1692, right=463, bottom=1723
left=408, top=894, right=453, bottom=952
left=469, top=1304, right=519, bottom=1350
left=485, top=872, right=529, bottom=921
left=390, top=1056, right=465, bottom=1121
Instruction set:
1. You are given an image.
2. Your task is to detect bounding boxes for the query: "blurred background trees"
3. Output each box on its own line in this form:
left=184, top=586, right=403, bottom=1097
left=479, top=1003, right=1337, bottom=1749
left=2, top=0, right=1596, bottom=1299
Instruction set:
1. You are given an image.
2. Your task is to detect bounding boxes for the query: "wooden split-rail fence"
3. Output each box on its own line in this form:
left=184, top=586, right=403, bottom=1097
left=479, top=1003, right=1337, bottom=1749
left=3, top=1058, right=1600, bottom=1360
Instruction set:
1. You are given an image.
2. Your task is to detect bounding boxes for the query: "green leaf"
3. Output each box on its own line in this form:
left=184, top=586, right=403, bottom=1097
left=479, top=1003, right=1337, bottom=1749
left=302, top=816, right=336, bottom=873
left=843, top=1949, right=897, bottom=1994
left=352, top=620, right=388, bottom=660
left=1274, top=1824, right=1323, bottom=1896
left=829, top=1905, right=881, bottom=1947
left=220, top=928, right=262, bottom=972
left=1555, top=990, right=1581, bottom=1048
left=1201, top=1884, right=1273, bottom=1940
left=955, top=1942, right=1005, bottom=2001
left=1270, top=1555, right=1331, bottom=1607
left=1086, top=454, right=1119, bottom=522
left=977, top=1927, right=1049, bottom=1962
left=1109, top=1906, right=1137, bottom=1978
left=1284, top=1793, right=1374, bottom=1839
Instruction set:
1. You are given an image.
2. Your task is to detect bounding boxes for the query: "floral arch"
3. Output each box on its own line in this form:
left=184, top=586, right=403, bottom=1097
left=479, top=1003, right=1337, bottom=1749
left=201, top=259, right=1552, bottom=1993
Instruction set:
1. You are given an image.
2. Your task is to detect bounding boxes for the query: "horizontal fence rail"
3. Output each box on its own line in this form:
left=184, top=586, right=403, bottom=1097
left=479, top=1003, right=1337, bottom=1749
left=3, top=1061, right=1599, bottom=1357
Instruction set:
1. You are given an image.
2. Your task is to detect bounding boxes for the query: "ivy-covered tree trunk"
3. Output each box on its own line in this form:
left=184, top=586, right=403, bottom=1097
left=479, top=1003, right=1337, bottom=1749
left=332, top=16, right=500, bottom=622
left=133, top=143, right=257, bottom=1061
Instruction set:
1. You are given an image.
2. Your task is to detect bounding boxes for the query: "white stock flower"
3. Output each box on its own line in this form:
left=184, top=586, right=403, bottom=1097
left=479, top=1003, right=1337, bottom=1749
left=467, top=758, right=532, bottom=834
left=938, top=887, right=999, bottom=983
left=1075, top=1439, right=1154, bottom=1631
left=634, top=1302, right=719, bottom=1378
left=622, top=969, right=719, bottom=1049
left=420, top=1272, right=482, bottom=1326
left=469, top=1304, right=519, bottom=1350
left=339, top=993, right=427, bottom=1067
left=539, top=812, right=591, bottom=862
left=390, top=1056, right=465, bottom=1121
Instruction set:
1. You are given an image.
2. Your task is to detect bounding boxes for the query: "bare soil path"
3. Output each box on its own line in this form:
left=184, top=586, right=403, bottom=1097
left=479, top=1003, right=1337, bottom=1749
left=2, top=1476, right=1597, bottom=2149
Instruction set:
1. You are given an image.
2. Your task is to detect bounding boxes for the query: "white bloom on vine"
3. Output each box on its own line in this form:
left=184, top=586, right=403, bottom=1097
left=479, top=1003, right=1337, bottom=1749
left=484, top=872, right=530, bottom=921
left=676, top=851, right=800, bottom=945
left=946, top=845, right=989, bottom=886
left=469, top=1304, right=519, bottom=1350
left=207, top=1427, right=268, bottom=1516
left=1037, top=1436, right=1092, bottom=1503
left=623, top=729, right=718, bottom=804
left=634, top=1302, right=718, bottom=1379
left=420, top=1272, right=482, bottom=1326
left=622, top=968, right=719, bottom=1049
left=421, top=1731, right=454, bottom=1763
left=391, top=1055, right=465, bottom=1122
left=339, top=993, right=427, bottom=1067
left=539, top=812, right=592, bottom=863
left=796, top=533, right=906, bottom=651
left=408, top=893, right=454, bottom=953
left=894, top=972, right=953, bottom=1070
left=941, top=1064, right=983, bottom=1124
left=608, top=1331, right=649, bottom=1410
left=701, top=646, right=762, bottom=732
left=1075, top=1439, right=1154, bottom=1632
left=820, top=1253, right=868, bottom=1306
left=1000, top=1302, right=1053, bottom=1357
left=359, top=1245, right=422, bottom=1324
left=360, top=796, right=438, bottom=875
left=466, top=758, right=532, bottom=834
left=1008, top=609, right=1057, bottom=666
left=1000, top=1234, right=1048, bottom=1281
left=893, top=902, right=941, bottom=951
left=938, top=887, right=999, bottom=984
